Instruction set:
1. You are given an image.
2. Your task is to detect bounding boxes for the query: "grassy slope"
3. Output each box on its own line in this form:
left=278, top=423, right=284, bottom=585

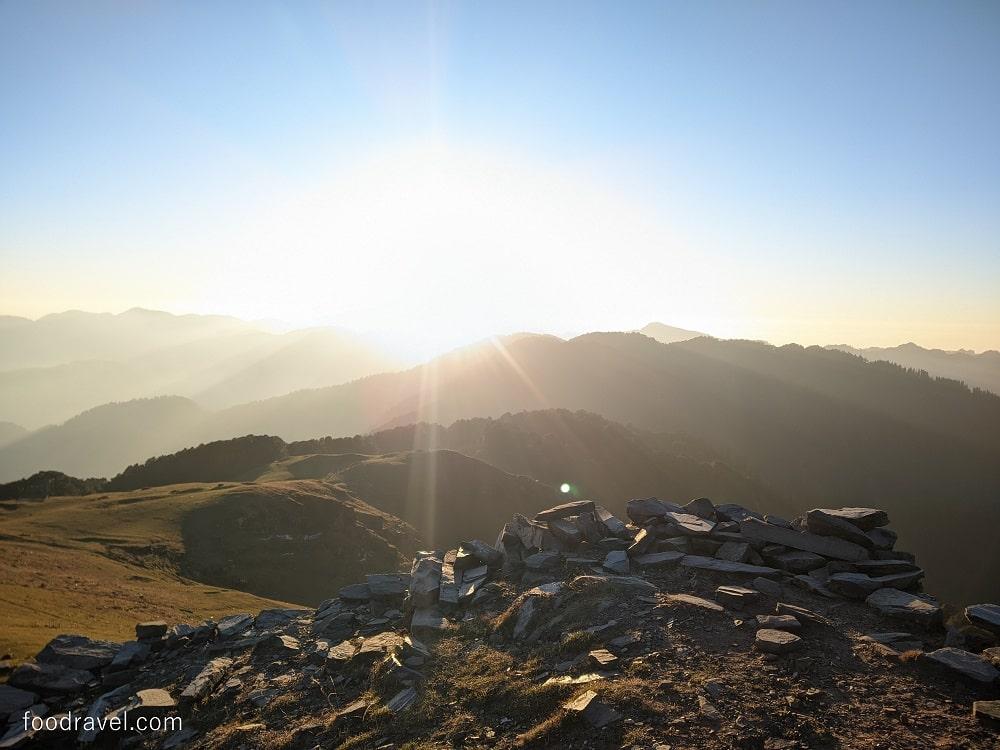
left=0, top=479, right=419, bottom=660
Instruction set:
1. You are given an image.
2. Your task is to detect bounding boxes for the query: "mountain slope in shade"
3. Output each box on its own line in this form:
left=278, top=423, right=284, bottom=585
left=638, top=320, right=707, bottom=343
left=0, top=397, right=208, bottom=481
left=828, top=342, right=1000, bottom=395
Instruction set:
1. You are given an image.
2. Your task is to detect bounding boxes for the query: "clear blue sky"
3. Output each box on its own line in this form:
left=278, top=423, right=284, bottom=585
left=2, top=1, right=998, bottom=355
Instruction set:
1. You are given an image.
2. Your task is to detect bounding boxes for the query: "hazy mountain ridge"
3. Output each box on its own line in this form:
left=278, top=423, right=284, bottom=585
left=828, top=342, right=1000, bottom=395
left=1, top=332, right=997, bottom=603
left=0, top=309, right=399, bottom=428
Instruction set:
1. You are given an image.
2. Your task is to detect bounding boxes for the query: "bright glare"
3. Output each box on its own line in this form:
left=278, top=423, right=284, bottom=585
left=560, top=483, right=571, bottom=494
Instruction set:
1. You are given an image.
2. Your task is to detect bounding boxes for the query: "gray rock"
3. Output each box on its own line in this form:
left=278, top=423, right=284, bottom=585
left=179, top=658, right=232, bottom=703
left=925, top=647, right=999, bottom=684
left=714, top=503, right=764, bottom=523
left=973, top=700, right=1000, bottom=728
left=665, top=511, right=715, bottom=536
left=662, top=593, right=724, bottom=613
left=775, top=602, right=832, bottom=626
left=867, top=527, right=897, bottom=550
left=755, top=629, right=803, bottom=654
left=574, top=511, right=609, bottom=543
left=0, top=684, right=37, bottom=717
left=366, top=574, right=410, bottom=598
left=827, top=572, right=883, bottom=599
left=598, top=537, right=631, bottom=551
left=602, top=550, right=629, bottom=574
left=216, top=613, right=254, bottom=639
left=460, top=539, right=504, bottom=566
left=768, top=549, right=827, bottom=573
left=626, top=497, right=683, bottom=525
left=595, top=506, right=627, bottom=537
left=439, top=550, right=460, bottom=606
left=715, top=585, right=759, bottom=608
left=409, top=556, right=442, bottom=607
left=806, top=509, right=876, bottom=548
left=852, top=559, right=917, bottom=575
left=133, top=688, right=176, bottom=718
left=254, top=608, right=311, bottom=632
left=535, top=500, right=596, bottom=521
left=740, top=518, right=869, bottom=562
left=410, top=607, right=449, bottom=641
left=385, top=687, right=418, bottom=713
left=755, top=615, right=801, bottom=631
left=715, top=541, right=752, bottom=563
left=588, top=649, right=618, bottom=668
left=865, top=588, right=942, bottom=626
left=563, top=689, right=622, bottom=728
left=525, top=550, right=562, bottom=571
left=9, top=662, right=93, bottom=694
left=135, top=621, right=167, bottom=640
left=812, top=507, right=889, bottom=531
left=36, top=635, right=120, bottom=671
left=627, top=527, right=655, bottom=557
left=683, top=497, right=716, bottom=520
left=679, top=555, right=780, bottom=577
left=338, top=583, right=371, bottom=602
left=548, top=518, right=583, bottom=547
left=751, top=577, right=783, bottom=597
left=109, top=641, right=150, bottom=672
left=764, top=514, right=792, bottom=529
left=633, top=551, right=684, bottom=568
left=966, top=604, right=1000, bottom=637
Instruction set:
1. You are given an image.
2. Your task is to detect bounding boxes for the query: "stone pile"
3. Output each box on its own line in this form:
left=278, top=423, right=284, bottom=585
left=2, top=495, right=998, bottom=748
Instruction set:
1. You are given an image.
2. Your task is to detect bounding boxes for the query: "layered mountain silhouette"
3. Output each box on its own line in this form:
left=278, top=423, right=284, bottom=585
left=828, top=342, right=1000, bottom=396
left=3, top=326, right=997, bottom=605
left=0, top=309, right=398, bottom=428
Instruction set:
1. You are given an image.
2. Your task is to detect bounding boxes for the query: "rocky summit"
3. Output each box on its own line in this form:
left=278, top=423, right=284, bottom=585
left=2, top=498, right=998, bottom=749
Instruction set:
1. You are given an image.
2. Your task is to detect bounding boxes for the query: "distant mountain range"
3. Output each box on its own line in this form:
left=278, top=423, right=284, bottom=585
left=1, top=331, right=997, bottom=604
left=827, top=342, right=1000, bottom=395
left=0, top=308, right=399, bottom=428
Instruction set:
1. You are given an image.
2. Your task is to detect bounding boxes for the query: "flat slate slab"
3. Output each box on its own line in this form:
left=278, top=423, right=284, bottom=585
left=755, top=628, right=802, bottom=654
left=965, top=604, right=1000, bottom=637
left=715, top=585, right=759, bottom=608
left=665, top=511, right=716, bottom=536
left=925, top=647, right=1000, bottom=684
left=633, top=551, right=684, bottom=568
left=973, top=700, right=1000, bottom=728
left=602, top=550, right=629, bottom=574
left=535, top=500, right=595, bottom=521
left=0, top=684, right=38, bottom=716
left=366, top=574, right=410, bottom=598
left=775, top=602, right=832, bottom=626
left=811, top=507, right=888, bottom=531
left=9, top=662, right=94, bottom=694
left=741, top=518, right=869, bottom=562
left=865, top=588, right=941, bottom=626
left=36, top=635, right=120, bottom=671
left=756, top=615, right=801, bottom=631
left=679, top=555, right=780, bottom=577
left=662, top=593, right=724, bottom=613
left=826, top=572, right=882, bottom=599
left=806, top=509, right=876, bottom=548
left=216, top=614, right=254, bottom=639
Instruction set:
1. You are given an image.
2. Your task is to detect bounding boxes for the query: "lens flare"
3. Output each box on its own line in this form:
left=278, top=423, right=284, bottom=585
left=560, top=483, right=571, bottom=494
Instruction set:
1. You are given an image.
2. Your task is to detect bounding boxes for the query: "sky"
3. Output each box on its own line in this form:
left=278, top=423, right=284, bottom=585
left=2, top=1, right=998, bottom=360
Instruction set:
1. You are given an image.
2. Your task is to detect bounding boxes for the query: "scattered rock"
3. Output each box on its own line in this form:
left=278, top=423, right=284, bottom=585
left=9, top=662, right=93, bottom=694
left=924, top=648, right=1000, bottom=685
left=865, top=588, right=941, bottom=626
left=385, top=687, right=418, bottom=713
left=806, top=509, right=876, bottom=548
left=633, top=551, right=683, bottom=568
left=460, top=539, right=503, bottom=566
left=755, top=629, right=803, bottom=654
left=563, top=689, right=622, bottom=728
left=715, top=585, right=760, bottom=608
left=811, top=507, right=889, bottom=531
left=751, top=577, right=783, bottom=597
left=715, top=541, right=752, bottom=563
left=588, top=649, right=618, bottom=668
left=0, top=684, right=38, bottom=717
left=756, top=615, right=801, bottom=631
left=775, top=602, right=832, bottom=627
left=972, top=700, right=1000, bottom=728
left=525, top=550, right=562, bottom=571
left=965, top=604, right=1000, bottom=637
left=602, top=550, right=629, bottom=574
left=179, top=658, right=232, bottom=703
left=679, top=555, right=779, bottom=577
left=338, top=583, right=371, bottom=602
left=366, top=574, right=410, bottom=599
left=662, top=594, right=724, bottom=613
